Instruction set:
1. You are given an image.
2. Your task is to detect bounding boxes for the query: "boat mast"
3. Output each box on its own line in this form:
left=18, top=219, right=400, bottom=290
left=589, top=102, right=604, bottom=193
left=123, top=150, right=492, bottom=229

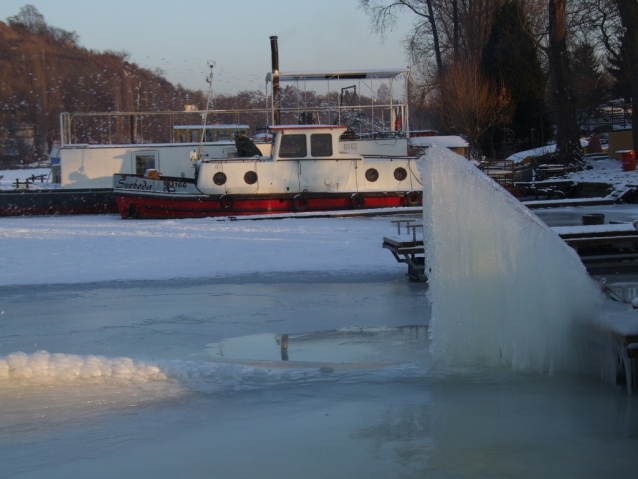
left=198, top=61, right=215, bottom=160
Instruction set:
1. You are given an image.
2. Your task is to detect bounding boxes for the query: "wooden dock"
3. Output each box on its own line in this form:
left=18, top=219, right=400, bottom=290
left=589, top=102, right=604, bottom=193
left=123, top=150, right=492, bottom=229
left=384, top=222, right=638, bottom=280
left=522, top=197, right=617, bottom=209
left=553, top=223, right=638, bottom=274
left=382, top=220, right=426, bottom=281
left=584, top=311, right=638, bottom=392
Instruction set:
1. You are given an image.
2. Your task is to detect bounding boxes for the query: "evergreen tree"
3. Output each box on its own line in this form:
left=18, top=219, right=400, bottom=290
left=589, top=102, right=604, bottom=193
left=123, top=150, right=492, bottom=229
left=607, top=38, right=632, bottom=103
left=615, top=0, right=638, bottom=151
left=570, top=41, right=611, bottom=131
left=480, top=1, right=550, bottom=158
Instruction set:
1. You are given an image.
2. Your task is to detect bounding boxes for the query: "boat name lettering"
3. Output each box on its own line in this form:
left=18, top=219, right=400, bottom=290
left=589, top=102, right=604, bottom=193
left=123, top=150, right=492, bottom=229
left=116, top=177, right=153, bottom=191
left=163, top=180, right=187, bottom=189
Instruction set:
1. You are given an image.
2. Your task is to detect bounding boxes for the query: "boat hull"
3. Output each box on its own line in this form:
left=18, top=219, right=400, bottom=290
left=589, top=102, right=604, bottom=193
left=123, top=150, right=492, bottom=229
left=0, top=188, right=117, bottom=216
left=115, top=190, right=421, bottom=219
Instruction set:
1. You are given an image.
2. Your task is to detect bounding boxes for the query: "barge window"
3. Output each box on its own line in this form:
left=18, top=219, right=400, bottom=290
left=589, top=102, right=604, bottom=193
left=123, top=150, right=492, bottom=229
left=311, top=134, right=332, bottom=157
left=135, top=154, right=156, bottom=175
left=279, top=134, right=307, bottom=158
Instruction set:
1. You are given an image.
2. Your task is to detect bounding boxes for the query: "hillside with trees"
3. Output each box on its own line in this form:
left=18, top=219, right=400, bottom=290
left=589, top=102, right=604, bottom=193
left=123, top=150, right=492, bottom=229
left=0, top=5, right=206, bottom=166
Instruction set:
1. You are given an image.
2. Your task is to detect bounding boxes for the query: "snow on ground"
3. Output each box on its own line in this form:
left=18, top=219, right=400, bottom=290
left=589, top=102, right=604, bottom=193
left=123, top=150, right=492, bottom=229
left=500, top=149, right=638, bottom=194
left=568, top=158, right=638, bottom=191
left=0, top=214, right=408, bottom=286
left=0, top=168, right=51, bottom=188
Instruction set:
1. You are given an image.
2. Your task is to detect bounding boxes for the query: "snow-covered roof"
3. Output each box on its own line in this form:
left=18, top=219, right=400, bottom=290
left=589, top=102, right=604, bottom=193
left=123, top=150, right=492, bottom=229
left=266, top=68, right=410, bottom=83
left=409, top=135, right=468, bottom=148
left=506, top=139, right=590, bottom=163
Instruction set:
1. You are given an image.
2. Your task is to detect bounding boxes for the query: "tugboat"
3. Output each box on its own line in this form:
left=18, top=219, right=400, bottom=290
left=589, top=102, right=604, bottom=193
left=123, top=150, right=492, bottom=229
left=114, top=123, right=422, bottom=219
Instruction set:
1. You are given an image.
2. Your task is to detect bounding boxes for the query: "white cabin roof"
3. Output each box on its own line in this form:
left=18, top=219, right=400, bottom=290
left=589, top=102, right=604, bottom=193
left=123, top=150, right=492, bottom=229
left=266, top=68, right=410, bottom=82
left=270, top=124, right=347, bottom=132
left=173, top=124, right=249, bottom=130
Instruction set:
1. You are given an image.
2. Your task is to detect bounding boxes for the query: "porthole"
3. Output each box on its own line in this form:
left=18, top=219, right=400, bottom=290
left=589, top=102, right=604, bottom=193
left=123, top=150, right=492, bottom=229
left=244, top=171, right=258, bottom=185
left=394, top=167, right=407, bottom=181
left=213, top=172, right=227, bottom=185
left=365, top=168, right=379, bottom=182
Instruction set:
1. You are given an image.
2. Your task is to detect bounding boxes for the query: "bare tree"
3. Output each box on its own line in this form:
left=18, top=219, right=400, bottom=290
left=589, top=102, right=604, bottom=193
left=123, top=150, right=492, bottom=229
left=438, top=61, right=514, bottom=154
left=437, top=0, right=503, bottom=64
left=548, top=0, right=583, bottom=164
left=359, top=1, right=445, bottom=81
left=6, top=4, right=47, bottom=34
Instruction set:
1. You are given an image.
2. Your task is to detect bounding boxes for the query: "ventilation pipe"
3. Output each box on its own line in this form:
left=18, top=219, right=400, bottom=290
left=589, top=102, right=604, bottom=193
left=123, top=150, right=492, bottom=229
left=270, top=35, right=281, bottom=125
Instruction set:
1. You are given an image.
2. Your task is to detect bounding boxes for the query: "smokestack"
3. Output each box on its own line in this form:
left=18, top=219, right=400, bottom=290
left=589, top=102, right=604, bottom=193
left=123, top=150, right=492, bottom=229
left=270, top=35, right=281, bottom=125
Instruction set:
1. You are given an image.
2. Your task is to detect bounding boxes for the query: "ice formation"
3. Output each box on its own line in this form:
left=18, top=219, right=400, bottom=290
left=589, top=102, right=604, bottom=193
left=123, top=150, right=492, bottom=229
left=0, top=350, right=355, bottom=393
left=421, top=146, right=603, bottom=373
left=0, top=350, right=168, bottom=386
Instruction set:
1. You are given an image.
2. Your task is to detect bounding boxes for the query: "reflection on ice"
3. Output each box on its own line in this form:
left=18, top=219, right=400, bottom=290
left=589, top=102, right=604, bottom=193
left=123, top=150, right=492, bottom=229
left=422, top=147, right=603, bottom=373
left=206, top=326, right=429, bottom=367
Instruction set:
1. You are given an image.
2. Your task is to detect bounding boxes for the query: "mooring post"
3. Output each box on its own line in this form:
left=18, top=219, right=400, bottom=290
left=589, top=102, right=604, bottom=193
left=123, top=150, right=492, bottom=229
left=280, top=333, right=289, bottom=361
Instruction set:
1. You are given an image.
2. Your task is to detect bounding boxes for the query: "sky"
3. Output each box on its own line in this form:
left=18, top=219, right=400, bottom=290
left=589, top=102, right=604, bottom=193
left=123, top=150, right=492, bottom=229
left=0, top=1, right=413, bottom=95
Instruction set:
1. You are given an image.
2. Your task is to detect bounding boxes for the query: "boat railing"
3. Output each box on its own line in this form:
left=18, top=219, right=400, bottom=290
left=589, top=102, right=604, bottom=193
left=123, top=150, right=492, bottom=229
left=60, top=101, right=410, bottom=147
left=59, top=110, right=271, bottom=147
left=478, top=159, right=534, bottom=186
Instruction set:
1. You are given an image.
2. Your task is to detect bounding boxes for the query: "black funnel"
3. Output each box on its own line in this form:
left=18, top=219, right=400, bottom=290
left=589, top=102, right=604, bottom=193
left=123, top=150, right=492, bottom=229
left=270, top=36, right=281, bottom=125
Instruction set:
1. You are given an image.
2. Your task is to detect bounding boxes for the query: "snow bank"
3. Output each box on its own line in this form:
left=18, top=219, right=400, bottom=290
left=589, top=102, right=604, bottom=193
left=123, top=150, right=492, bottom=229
left=0, top=215, right=404, bottom=286
left=0, top=350, right=168, bottom=386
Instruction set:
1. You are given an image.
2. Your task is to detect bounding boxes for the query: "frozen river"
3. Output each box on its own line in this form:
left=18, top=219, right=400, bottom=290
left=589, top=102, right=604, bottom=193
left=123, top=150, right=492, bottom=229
left=1, top=207, right=638, bottom=478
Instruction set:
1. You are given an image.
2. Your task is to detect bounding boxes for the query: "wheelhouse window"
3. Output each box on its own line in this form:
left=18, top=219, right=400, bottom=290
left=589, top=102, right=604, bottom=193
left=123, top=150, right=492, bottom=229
left=279, top=134, right=307, bottom=158
left=310, top=134, right=332, bottom=157
left=135, top=153, right=156, bottom=175
left=216, top=129, right=232, bottom=142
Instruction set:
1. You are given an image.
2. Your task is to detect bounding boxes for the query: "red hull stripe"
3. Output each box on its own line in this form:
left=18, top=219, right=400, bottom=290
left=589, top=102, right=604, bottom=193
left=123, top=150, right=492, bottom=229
left=116, top=193, right=421, bottom=219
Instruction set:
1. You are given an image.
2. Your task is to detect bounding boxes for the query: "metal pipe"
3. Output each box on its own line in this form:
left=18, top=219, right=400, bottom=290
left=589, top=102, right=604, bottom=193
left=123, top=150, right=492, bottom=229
left=270, top=35, right=281, bottom=125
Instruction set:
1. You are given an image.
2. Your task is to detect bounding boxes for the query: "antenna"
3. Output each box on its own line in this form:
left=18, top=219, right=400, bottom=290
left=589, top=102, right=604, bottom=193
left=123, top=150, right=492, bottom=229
left=198, top=61, right=216, bottom=161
